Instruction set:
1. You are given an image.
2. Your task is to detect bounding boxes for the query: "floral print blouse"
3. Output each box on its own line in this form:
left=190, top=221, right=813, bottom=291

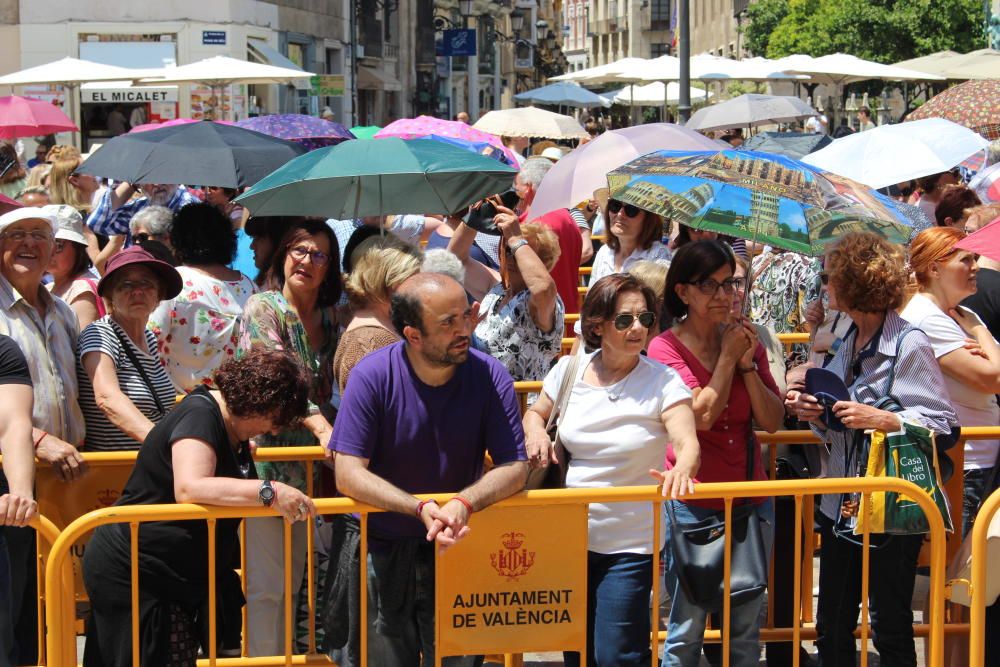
left=474, top=285, right=565, bottom=382
left=148, top=266, right=258, bottom=392
left=237, top=290, right=338, bottom=492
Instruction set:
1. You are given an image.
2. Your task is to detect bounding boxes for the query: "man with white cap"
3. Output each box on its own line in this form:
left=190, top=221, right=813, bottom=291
left=0, top=206, right=87, bottom=664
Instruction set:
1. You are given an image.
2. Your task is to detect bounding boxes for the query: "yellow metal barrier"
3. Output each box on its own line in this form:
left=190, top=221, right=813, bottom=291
left=968, top=486, right=1000, bottom=666
left=41, top=478, right=950, bottom=667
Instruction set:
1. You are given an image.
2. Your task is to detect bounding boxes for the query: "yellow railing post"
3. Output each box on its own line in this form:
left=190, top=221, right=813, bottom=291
left=968, top=488, right=1000, bottom=666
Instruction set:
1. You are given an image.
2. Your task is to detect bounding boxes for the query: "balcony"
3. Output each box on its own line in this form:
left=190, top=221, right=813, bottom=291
left=588, top=17, right=627, bottom=34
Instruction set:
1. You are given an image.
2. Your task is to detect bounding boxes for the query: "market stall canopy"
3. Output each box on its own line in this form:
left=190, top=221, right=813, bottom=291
left=548, top=57, right=648, bottom=86
left=136, top=56, right=311, bottom=86
left=781, top=53, right=945, bottom=85
left=893, top=51, right=964, bottom=77
left=802, top=118, right=988, bottom=189
left=611, top=82, right=713, bottom=106
left=943, top=49, right=1000, bottom=80
left=473, top=107, right=588, bottom=140
left=0, top=57, right=142, bottom=86
left=685, top=94, right=816, bottom=132
left=514, top=82, right=609, bottom=108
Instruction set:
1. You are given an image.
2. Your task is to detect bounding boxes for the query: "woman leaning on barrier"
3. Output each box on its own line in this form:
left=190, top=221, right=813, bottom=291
left=786, top=232, right=958, bottom=667
left=82, top=347, right=316, bottom=667
left=523, top=273, right=701, bottom=667
left=648, top=240, right=785, bottom=667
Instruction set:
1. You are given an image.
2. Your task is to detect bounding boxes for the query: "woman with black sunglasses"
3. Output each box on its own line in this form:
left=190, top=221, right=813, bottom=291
left=648, top=239, right=784, bottom=667
left=523, top=273, right=700, bottom=667
left=589, top=198, right=671, bottom=284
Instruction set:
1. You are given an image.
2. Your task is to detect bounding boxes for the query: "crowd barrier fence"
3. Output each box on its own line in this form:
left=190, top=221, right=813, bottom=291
left=968, top=486, right=1000, bottom=666
left=39, top=478, right=949, bottom=667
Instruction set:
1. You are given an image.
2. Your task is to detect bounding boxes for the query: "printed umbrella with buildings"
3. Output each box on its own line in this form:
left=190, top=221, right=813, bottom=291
left=607, top=149, right=912, bottom=255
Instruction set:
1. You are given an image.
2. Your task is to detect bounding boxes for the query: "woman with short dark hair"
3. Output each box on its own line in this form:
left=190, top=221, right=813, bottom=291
left=649, top=239, right=785, bottom=667
left=46, top=205, right=102, bottom=330
left=149, top=202, right=258, bottom=393
left=238, top=218, right=340, bottom=657
left=82, top=347, right=316, bottom=667
left=523, top=273, right=700, bottom=667
left=590, top=200, right=671, bottom=283
left=934, top=184, right=982, bottom=228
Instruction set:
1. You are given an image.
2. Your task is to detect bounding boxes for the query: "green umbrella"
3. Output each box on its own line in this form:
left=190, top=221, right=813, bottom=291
left=234, top=137, right=518, bottom=219
left=348, top=125, right=381, bottom=140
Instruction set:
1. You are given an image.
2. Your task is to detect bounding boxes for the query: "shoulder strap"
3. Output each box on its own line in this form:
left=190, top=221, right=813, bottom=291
left=83, top=279, right=106, bottom=318
left=110, top=324, right=167, bottom=415
left=545, top=344, right=583, bottom=434
left=874, top=324, right=917, bottom=409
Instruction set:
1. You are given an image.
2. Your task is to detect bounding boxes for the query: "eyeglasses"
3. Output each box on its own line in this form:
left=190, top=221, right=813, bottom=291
left=613, top=311, right=656, bottom=331
left=114, top=279, right=157, bottom=292
left=607, top=200, right=641, bottom=217
left=819, top=271, right=829, bottom=285
left=2, top=229, right=53, bottom=243
left=288, top=245, right=331, bottom=267
left=54, top=240, right=68, bottom=253
left=687, top=277, right=745, bottom=296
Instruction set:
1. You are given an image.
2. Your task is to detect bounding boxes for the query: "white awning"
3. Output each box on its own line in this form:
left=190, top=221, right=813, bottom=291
left=357, top=66, right=401, bottom=92
left=248, top=40, right=310, bottom=90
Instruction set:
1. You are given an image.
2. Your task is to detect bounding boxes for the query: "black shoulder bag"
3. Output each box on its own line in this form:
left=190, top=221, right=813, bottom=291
left=665, top=425, right=769, bottom=611
left=111, top=326, right=168, bottom=417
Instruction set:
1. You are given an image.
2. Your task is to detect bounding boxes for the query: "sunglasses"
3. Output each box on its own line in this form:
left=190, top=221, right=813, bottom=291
left=607, top=200, right=641, bottom=217
left=613, top=311, right=656, bottom=330
left=688, top=277, right=744, bottom=296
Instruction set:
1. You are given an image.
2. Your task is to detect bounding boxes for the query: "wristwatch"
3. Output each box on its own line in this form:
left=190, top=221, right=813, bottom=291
left=258, top=480, right=276, bottom=507
left=738, top=361, right=758, bottom=374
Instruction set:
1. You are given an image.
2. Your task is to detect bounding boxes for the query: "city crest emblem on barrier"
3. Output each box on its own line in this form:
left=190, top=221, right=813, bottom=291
left=490, top=531, right=536, bottom=581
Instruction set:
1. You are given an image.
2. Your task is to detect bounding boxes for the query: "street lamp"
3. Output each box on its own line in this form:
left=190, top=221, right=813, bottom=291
left=510, top=8, right=525, bottom=33
left=458, top=0, right=479, bottom=120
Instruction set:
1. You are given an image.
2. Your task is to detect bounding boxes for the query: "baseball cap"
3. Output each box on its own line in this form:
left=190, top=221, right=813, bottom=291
left=805, top=367, right=851, bottom=432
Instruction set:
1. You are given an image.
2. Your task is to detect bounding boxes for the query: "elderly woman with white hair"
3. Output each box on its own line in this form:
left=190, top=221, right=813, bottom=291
left=129, top=205, right=175, bottom=252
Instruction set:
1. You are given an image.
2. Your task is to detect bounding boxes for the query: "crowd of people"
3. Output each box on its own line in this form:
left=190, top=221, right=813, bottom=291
left=1, top=127, right=999, bottom=667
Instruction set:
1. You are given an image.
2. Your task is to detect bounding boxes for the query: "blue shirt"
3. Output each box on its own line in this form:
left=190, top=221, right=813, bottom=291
left=86, top=185, right=201, bottom=238
left=331, top=342, right=527, bottom=541
left=230, top=227, right=257, bottom=280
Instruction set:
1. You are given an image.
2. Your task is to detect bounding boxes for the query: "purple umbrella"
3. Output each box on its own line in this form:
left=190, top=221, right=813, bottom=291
left=234, top=113, right=355, bottom=151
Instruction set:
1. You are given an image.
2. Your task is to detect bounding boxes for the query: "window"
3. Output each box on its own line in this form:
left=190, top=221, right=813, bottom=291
left=651, top=43, right=671, bottom=58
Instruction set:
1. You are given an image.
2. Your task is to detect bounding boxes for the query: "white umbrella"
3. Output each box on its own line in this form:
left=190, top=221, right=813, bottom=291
left=782, top=53, right=945, bottom=85
left=802, top=117, right=989, bottom=190
left=609, top=54, right=809, bottom=84
left=943, top=48, right=1000, bottom=80
left=549, top=57, right=648, bottom=86
left=0, top=57, right=146, bottom=146
left=612, top=82, right=713, bottom=106
left=893, top=50, right=964, bottom=78
left=685, top=94, right=816, bottom=132
left=473, top=107, right=588, bottom=140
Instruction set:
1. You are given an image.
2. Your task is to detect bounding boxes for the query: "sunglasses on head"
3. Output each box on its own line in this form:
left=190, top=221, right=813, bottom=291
left=607, top=200, right=641, bottom=217
left=613, top=311, right=656, bottom=331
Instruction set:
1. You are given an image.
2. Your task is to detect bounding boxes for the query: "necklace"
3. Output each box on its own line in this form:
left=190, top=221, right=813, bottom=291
left=592, top=355, right=637, bottom=402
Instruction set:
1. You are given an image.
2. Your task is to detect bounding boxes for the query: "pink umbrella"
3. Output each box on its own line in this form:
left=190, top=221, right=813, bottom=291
left=527, top=123, right=720, bottom=219
left=956, top=215, right=1000, bottom=263
left=129, top=118, right=234, bottom=133
left=0, top=95, right=78, bottom=139
left=0, top=193, right=22, bottom=216
left=376, top=115, right=519, bottom=166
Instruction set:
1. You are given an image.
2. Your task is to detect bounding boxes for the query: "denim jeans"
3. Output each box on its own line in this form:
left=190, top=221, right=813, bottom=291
left=660, top=499, right=774, bottom=667
left=814, top=514, right=923, bottom=667
left=364, top=543, right=482, bottom=667
left=963, top=466, right=995, bottom=538
left=564, top=552, right=653, bottom=667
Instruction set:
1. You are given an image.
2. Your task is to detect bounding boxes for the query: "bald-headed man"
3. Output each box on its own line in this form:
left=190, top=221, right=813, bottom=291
left=330, top=273, right=528, bottom=666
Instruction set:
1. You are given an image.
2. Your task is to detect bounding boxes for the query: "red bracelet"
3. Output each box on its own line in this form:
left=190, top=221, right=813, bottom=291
left=415, top=498, right=438, bottom=518
left=451, top=495, right=475, bottom=515
left=33, top=431, right=47, bottom=449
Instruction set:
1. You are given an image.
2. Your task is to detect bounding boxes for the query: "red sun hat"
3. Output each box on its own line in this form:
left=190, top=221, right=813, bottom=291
left=97, top=245, right=183, bottom=299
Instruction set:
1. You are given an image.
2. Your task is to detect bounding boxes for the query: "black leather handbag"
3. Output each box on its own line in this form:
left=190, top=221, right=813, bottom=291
left=666, top=428, right=769, bottom=611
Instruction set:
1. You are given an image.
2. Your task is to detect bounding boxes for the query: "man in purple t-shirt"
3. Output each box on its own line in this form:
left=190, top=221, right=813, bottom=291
left=331, top=273, right=528, bottom=666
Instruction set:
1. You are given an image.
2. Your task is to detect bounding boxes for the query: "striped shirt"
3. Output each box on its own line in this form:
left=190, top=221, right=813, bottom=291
left=85, top=186, right=200, bottom=238
left=0, top=274, right=85, bottom=445
left=812, top=310, right=958, bottom=521
left=77, top=317, right=176, bottom=451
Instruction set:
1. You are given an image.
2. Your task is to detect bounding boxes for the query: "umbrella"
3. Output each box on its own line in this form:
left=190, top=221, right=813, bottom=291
left=781, top=53, right=945, bottom=86
left=606, top=148, right=913, bottom=256
left=741, top=132, right=832, bottom=160
left=956, top=217, right=1000, bottom=262
left=549, top=57, right=648, bottom=85
left=234, top=137, right=518, bottom=219
left=421, top=134, right=516, bottom=166
left=473, top=107, right=588, bottom=140
left=0, top=193, right=21, bottom=216
left=609, top=54, right=809, bottom=84
left=611, top=82, right=713, bottom=106
left=375, top=116, right=519, bottom=164
left=529, top=123, right=719, bottom=219
left=802, top=118, right=988, bottom=189
left=513, top=82, right=609, bottom=108
left=0, top=95, right=78, bottom=139
left=77, top=120, right=306, bottom=189
left=893, top=51, right=964, bottom=78
left=941, top=49, right=1000, bottom=80
left=235, top=114, right=355, bottom=151
left=128, top=118, right=201, bottom=133
left=970, top=163, right=1000, bottom=204
left=907, top=79, right=1000, bottom=140
left=685, top=94, right=817, bottom=132
left=349, top=125, right=381, bottom=140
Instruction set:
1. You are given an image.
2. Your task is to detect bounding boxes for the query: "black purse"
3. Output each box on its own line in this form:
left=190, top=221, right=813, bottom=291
left=666, top=427, right=769, bottom=611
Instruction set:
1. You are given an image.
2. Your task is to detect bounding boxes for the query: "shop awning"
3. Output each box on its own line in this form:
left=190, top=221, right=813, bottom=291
left=357, top=66, right=401, bottom=92
left=248, top=41, right=310, bottom=90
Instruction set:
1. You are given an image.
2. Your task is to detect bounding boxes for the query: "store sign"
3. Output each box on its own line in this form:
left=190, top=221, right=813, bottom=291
left=203, top=30, right=227, bottom=45
left=310, top=75, right=346, bottom=97
left=437, top=504, right=587, bottom=656
left=82, top=88, right=178, bottom=103
left=439, top=29, right=477, bottom=57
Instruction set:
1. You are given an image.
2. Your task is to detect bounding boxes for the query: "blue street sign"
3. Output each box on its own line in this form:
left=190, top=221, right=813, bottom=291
left=439, top=29, right=477, bottom=57
left=202, top=31, right=227, bottom=45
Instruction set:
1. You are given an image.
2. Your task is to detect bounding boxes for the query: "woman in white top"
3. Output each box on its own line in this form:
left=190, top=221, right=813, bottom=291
left=523, top=273, right=699, bottom=667
left=590, top=199, right=672, bottom=283
left=149, top=203, right=258, bottom=392
left=900, top=226, right=1000, bottom=536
